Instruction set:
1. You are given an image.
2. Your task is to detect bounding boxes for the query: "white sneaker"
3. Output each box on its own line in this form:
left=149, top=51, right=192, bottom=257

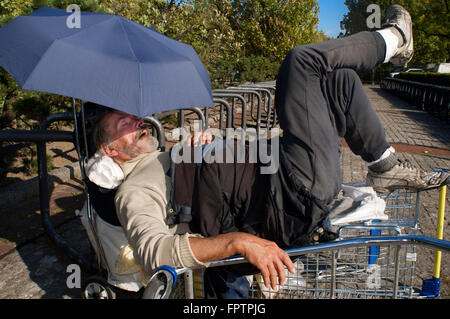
left=382, top=4, right=414, bottom=67
left=367, top=159, right=449, bottom=193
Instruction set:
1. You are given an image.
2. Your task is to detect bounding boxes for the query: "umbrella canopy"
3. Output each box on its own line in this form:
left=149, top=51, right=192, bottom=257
left=0, top=7, right=214, bottom=117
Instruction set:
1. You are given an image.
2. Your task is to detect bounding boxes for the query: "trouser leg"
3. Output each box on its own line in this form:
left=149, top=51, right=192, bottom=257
left=275, top=31, right=388, bottom=203
left=203, top=267, right=251, bottom=299
left=324, top=68, right=390, bottom=163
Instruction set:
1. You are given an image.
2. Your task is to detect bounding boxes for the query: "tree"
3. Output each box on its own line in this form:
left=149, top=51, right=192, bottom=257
left=230, top=0, right=319, bottom=63
left=0, top=0, right=33, bottom=26
left=174, top=0, right=242, bottom=85
left=407, top=0, right=449, bottom=63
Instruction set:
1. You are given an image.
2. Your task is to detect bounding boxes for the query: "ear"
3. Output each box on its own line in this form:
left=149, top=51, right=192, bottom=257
left=101, top=144, right=119, bottom=158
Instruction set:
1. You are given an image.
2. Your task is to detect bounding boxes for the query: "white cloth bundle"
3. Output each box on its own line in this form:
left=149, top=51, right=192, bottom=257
left=323, top=184, right=388, bottom=231
left=86, top=151, right=124, bottom=189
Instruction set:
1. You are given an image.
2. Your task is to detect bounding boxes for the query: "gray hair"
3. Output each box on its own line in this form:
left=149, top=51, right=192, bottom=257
left=92, top=113, right=113, bottom=152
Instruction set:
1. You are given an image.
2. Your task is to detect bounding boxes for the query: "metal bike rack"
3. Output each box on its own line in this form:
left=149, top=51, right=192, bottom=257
left=212, top=93, right=247, bottom=129
left=238, top=83, right=277, bottom=128
left=211, top=98, right=232, bottom=131
left=154, top=107, right=207, bottom=131
left=213, top=89, right=262, bottom=136
left=0, top=110, right=98, bottom=272
left=236, top=85, right=275, bottom=128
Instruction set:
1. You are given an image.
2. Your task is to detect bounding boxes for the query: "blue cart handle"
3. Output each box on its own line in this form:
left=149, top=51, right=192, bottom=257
left=155, top=265, right=178, bottom=287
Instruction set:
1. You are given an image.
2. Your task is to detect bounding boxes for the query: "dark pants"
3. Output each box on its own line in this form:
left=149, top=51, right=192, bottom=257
left=203, top=267, right=251, bottom=299
left=275, top=31, right=389, bottom=204
left=194, top=31, right=391, bottom=298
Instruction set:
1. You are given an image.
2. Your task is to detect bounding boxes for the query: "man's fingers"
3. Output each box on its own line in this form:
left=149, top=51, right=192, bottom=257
left=205, top=133, right=213, bottom=144
left=280, top=251, right=296, bottom=274
left=189, top=131, right=213, bottom=146
left=274, top=259, right=287, bottom=287
left=260, top=268, right=271, bottom=289
left=241, top=235, right=297, bottom=290
left=267, top=263, right=279, bottom=290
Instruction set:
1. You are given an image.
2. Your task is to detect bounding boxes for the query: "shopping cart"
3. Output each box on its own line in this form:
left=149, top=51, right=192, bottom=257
left=144, top=187, right=450, bottom=299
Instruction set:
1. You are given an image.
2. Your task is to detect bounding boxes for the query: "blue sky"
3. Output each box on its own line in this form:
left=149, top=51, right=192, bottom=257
left=317, top=0, right=349, bottom=38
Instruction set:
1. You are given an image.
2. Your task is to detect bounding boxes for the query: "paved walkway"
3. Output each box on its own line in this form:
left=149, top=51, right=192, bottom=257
left=0, top=84, right=448, bottom=299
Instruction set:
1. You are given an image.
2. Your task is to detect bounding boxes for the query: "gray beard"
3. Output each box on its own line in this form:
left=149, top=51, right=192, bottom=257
left=147, top=135, right=160, bottom=151
left=123, top=134, right=159, bottom=158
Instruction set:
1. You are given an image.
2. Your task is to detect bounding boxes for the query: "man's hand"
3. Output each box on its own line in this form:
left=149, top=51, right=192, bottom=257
left=190, top=232, right=296, bottom=290
left=187, top=130, right=213, bottom=146
left=234, top=234, right=296, bottom=290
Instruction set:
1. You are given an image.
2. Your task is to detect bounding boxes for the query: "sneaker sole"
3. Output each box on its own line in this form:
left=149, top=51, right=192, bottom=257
left=371, top=183, right=444, bottom=194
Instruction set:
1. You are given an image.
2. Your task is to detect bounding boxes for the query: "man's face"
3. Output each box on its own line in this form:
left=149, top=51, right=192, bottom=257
left=102, top=111, right=158, bottom=164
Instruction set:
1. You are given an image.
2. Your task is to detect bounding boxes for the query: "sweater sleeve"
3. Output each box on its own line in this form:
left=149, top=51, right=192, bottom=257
left=115, top=186, right=209, bottom=273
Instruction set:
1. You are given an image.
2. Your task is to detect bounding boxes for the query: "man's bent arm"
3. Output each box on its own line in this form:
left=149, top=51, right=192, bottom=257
left=189, top=232, right=296, bottom=290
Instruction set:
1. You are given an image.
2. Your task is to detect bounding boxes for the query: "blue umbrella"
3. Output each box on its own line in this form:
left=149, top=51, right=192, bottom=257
left=0, top=7, right=214, bottom=117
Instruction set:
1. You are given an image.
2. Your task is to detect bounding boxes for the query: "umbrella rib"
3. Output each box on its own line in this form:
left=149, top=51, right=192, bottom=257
left=118, top=19, right=142, bottom=117
left=21, top=38, right=58, bottom=89
left=115, top=19, right=214, bottom=110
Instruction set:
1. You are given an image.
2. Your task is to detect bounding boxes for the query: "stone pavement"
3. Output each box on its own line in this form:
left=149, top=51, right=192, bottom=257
left=0, top=84, right=448, bottom=299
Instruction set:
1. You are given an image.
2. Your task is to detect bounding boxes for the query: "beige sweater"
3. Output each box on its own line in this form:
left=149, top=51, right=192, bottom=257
left=115, top=151, right=208, bottom=274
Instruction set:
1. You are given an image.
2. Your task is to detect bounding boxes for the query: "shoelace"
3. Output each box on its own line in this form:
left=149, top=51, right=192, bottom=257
left=396, top=159, right=419, bottom=171
left=397, top=160, right=447, bottom=185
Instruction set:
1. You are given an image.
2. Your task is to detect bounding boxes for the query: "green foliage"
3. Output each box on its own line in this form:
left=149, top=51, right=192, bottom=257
left=7, top=91, right=72, bottom=129
left=239, top=55, right=279, bottom=83
left=0, top=0, right=33, bottom=26
left=12, top=93, right=55, bottom=122
left=0, top=67, right=21, bottom=114
left=312, top=29, right=332, bottom=43
left=33, top=0, right=106, bottom=12
left=407, top=0, right=450, bottom=65
left=20, top=144, right=53, bottom=175
left=397, top=72, right=450, bottom=87
left=159, top=114, right=179, bottom=128
left=174, top=1, right=242, bottom=86
left=230, top=0, right=319, bottom=62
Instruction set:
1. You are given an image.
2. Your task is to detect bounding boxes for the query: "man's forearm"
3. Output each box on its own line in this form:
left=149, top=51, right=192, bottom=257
left=189, top=232, right=296, bottom=289
left=189, top=232, right=242, bottom=262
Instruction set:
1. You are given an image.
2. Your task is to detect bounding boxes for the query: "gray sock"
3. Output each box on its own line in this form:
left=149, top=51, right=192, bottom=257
left=368, top=153, right=398, bottom=173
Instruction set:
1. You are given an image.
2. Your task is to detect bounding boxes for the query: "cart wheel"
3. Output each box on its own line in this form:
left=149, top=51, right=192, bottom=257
left=81, top=275, right=116, bottom=299
left=142, top=267, right=177, bottom=299
left=144, top=275, right=169, bottom=299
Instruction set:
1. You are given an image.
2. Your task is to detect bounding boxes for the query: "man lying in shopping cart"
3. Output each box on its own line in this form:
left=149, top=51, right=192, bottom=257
left=89, top=5, right=449, bottom=298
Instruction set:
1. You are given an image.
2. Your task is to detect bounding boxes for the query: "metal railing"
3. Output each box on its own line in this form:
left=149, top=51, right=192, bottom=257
left=380, top=77, right=449, bottom=123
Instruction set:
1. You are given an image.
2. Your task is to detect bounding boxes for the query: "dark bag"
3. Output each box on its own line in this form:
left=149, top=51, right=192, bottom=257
left=167, top=140, right=268, bottom=237
left=262, top=146, right=336, bottom=248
